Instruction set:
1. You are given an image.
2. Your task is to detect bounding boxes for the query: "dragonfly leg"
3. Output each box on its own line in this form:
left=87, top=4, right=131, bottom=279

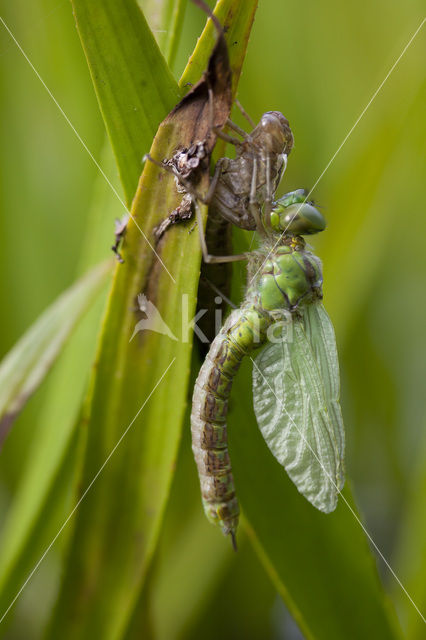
left=225, top=118, right=251, bottom=140
left=234, top=98, right=256, bottom=128
left=194, top=198, right=248, bottom=264
left=211, top=125, right=244, bottom=146
left=248, top=157, right=267, bottom=237
left=222, top=97, right=255, bottom=140
left=266, top=154, right=271, bottom=200
left=207, top=87, right=243, bottom=146
left=264, top=152, right=288, bottom=231
left=144, top=151, right=227, bottom=206
left=144, top=153, right=211, bottom=203
left=207, top=87, right=256, bottom=144
left=203, top=157, right=226, bottom=203
left=276, top=153, right=288, bottom=189
left=223, top=115, right=257, bottom=149
left=263, top=154, right=273, bottom=230
left=199, top=275, right=237, bottom=309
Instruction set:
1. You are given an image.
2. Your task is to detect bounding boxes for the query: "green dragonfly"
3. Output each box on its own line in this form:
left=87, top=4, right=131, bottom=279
left=191, top=189, right=345, bottom=549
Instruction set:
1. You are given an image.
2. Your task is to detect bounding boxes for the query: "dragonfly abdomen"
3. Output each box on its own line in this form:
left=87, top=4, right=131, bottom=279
left=191, top=308, right=270, bottom=545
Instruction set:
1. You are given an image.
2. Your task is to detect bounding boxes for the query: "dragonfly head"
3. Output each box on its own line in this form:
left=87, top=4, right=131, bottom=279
left=270, top=190, right=326, bottom=236
left=252, top=111, right=294, bottom=155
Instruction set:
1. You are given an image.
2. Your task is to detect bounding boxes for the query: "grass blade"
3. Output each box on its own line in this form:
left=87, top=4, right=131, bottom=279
left=72, top=0, right=181, bottom=204
left=141, top=0, right=187, bottom=67
left=229, top=359, right=403, bottom=639
left=392, top=432, right=426, bottom=638
left=0, top=143, right=119, bottom=626
left=0, top=260, right=112, bottom=448
left=46, top=2, right=258, bottom=637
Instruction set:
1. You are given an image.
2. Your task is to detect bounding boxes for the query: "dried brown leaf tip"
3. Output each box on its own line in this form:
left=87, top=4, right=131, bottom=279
left=149, top=0, right=233, bottom=240
left=168, top=0, right=232, bottom=157
left=112, top=1, right=233, bottom=259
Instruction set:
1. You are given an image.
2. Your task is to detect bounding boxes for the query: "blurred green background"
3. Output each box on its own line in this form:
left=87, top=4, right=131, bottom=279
left=0, top=0, right=425, bottom=637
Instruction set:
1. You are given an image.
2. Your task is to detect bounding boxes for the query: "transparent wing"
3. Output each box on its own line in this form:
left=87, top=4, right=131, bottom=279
left=252, top=302, right=345, bottom=512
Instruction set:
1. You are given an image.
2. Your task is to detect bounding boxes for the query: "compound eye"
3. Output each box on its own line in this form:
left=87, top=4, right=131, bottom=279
left=274, top=202, right=326, bottom=235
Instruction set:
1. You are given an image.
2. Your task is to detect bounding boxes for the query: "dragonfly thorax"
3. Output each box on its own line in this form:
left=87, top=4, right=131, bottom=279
left=249, top=245, right=323, bottom=313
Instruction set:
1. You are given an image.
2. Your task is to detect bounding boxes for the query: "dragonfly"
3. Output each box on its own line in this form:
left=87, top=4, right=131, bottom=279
left=146, top=104, right=345, bottom=549
left=191, top=188, right=346, bottom=549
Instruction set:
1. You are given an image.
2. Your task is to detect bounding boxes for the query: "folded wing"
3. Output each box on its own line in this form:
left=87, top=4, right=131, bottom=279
left=253, top=302, right=345, bottom=512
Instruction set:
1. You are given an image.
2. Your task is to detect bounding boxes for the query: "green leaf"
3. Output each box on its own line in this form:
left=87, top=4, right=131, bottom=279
left=140, top=0, right=187, bottom=67
left=46, top=140, right=207, bottom=640
left=180, top=0, right=257, bottom=92
left=145, top=509, right=233, bottom=639
left=392, top=431, right=426, bottom=639
left=72, top=0, right=181, bottom=205
left=229, top=358, right=403, bottom=640
left=125, top=421, right=234, bottom=639
left=0, top=260, right=112, bottom=448
left=46, top=2, right=258, bottom=638
left=0, top=143, right=118, bottom=622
